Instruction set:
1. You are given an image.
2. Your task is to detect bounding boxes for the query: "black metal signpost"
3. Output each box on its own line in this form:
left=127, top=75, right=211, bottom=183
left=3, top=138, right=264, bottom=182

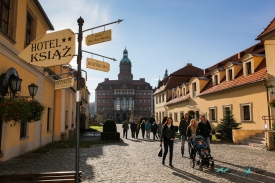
left=75, top=17, right=123, bottom=183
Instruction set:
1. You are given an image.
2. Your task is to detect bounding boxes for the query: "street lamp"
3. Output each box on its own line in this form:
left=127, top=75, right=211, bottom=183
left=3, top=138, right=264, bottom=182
left=267, top=85, right=275, bottom=94
left=28, top=83, right=38, bottom=99
left=9, top=76, right=22, bottom=96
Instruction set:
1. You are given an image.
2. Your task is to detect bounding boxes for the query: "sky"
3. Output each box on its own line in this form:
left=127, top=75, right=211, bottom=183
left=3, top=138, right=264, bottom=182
left=39, top=0, right=275, bottom=102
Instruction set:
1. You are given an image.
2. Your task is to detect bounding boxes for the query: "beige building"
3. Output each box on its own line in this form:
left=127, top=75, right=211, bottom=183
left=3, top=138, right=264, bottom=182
left=154, top=17, right=275, bottom=147
left=0, top=0, right=90, bottom=161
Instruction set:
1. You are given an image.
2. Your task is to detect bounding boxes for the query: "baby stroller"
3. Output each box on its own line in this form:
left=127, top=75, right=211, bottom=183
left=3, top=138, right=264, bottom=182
left=188, top=135, right=214, bottom=171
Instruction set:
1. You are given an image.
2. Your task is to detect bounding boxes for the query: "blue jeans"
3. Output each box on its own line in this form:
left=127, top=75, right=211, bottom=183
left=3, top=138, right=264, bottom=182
left=181, top=135, right=190, bottom=155
left=204, top=137, right=211, bottom=150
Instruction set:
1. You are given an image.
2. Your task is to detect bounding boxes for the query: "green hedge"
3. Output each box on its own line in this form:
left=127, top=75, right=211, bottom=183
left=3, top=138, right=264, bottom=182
left=101, top=132, right=120, bottom=141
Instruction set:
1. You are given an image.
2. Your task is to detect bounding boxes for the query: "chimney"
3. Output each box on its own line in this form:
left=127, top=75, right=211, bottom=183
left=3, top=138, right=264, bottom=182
left=186, top=63, right=192, bottom=66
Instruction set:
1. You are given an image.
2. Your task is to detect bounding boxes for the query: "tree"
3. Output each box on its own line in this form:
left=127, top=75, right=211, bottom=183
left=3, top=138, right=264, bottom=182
left=215, top=109, right=241, bottom=142
left=163, top=69, right=168, bottom=79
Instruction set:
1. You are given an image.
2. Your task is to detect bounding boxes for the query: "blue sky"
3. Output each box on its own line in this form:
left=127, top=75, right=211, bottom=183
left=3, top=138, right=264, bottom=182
left=39, top=0, right=275, bottom=102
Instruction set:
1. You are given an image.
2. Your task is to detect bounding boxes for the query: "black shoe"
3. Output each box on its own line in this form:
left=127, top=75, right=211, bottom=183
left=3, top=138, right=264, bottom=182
left=169, top=163, right=174, bottom=168
left=162, top=160, right=165, bottom=165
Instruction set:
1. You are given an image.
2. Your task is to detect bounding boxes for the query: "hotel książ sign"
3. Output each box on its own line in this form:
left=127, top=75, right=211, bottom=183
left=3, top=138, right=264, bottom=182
left=18, top=29, right=75, bottom=67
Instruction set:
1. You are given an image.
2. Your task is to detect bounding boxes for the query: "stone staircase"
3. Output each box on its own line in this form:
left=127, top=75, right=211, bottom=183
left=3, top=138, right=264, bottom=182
left=239, top=133, right=266, bottom=148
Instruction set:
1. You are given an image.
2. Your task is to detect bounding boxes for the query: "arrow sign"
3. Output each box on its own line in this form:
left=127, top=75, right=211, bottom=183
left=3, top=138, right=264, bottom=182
left=18, top=29, right=75, bottom=67
left=86, top=58, right=110, bottom=72
left=86, top=29, right=112, bottom=46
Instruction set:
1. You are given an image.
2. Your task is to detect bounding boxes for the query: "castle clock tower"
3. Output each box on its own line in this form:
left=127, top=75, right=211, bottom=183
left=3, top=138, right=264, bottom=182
left=118, top=48, right=133, bottom=80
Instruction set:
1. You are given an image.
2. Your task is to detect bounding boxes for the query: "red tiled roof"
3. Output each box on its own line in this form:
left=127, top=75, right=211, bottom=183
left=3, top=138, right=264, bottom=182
left=165, top=94, right=190, bottom=106
left=256, top=18, right=275, bottom=40
left=199, top=59, right=266, bottom=96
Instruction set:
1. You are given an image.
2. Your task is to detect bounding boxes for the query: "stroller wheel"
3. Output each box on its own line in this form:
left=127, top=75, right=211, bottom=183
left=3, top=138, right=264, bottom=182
left=210, top=162, right=214, bottom=170
left=199, top=164, right=203, bottom=171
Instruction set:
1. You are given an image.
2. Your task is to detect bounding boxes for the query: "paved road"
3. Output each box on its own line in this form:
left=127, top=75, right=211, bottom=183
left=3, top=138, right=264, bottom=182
left=0, top=124, right=275, bottom=183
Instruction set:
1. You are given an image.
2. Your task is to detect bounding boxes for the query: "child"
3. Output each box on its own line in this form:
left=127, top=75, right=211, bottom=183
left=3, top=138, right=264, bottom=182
left=196, top=140, right=210, bottom=159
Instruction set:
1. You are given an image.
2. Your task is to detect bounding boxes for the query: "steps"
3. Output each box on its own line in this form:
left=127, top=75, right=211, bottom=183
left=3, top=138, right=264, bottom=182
left=239, top=133, right=266, bottom=148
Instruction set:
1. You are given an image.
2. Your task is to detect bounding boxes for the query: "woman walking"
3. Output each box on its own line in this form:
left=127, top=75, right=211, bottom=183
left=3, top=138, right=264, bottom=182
left=160, top=117, right=176, bottom=168
left=187, top=119, right=199, bottom=159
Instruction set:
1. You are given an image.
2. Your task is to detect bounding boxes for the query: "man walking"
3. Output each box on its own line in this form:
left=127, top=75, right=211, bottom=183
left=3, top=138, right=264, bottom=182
left=198, top=115, right=212, bottom=150
left=179, top=113, right=191, bottom=157
left=122, top=120, right=129, bottom=139
left=145, top=120, right=151, bottom=139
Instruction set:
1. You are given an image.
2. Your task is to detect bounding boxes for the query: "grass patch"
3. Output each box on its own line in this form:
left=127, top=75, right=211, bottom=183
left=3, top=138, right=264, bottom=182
left=89, top=125, right=103, bottom=132
left=32, top=139, right=119, bottom=155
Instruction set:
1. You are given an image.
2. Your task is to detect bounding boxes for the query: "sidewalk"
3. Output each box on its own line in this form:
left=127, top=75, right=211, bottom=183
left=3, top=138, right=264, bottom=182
left=0, top=125, right=275, bottom=182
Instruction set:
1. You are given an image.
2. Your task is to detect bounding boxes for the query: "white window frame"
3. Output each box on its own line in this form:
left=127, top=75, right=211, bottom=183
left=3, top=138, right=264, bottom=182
left=222, top=104, right=232, bottom=116
left=240, top=102, right=252, bottom=121
left=208, top=106, right=217, bottom=121
left=174, top=112, right=178, bottom=122
left=192, top=83, right=196, bottom=98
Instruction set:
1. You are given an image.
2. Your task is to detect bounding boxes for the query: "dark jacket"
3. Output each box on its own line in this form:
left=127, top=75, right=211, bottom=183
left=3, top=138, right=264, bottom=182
left=179, top=118, right=191, bottom=136
left=198, top=120, right=212, bottom=138
left=130, top=122, right=136, bottom=131
left=186, top=126, right=199, bottom=138
left=140, top=122, right=145, bottom=131
left=160, top=124, right=176, bottom=141
left=152, top=123, right=158, bottom=133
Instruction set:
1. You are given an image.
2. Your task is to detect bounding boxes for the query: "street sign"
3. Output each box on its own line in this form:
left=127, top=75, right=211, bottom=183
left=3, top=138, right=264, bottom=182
left=86, top=29, right=112, bottom=46
left=55, top=77, right=74, bottom=90
left=86, top=58, right=110, bottom=72
left=18, top=29, right=75, bottom=67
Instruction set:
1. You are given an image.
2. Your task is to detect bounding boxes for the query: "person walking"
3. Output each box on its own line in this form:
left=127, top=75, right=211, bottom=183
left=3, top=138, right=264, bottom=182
left=152, top=122, right=158, bottom=140
left=157, top=121, right=162, bottom=139
left=140, top=120, right=146, bottom=139
left=187, top=119, right=199, bottom=159
left=135, top=121, right=140, bottom=139
left=179, top=113, right=191, bottom=157
left=160, top=117, right=176, bottom=168
left=198, top=115, right=212, bottom=150
left=130, top=121, right=137, bottom=138
left=145, top=120, right=151, bottom=139
left=122, top=120, right=129, bottom=139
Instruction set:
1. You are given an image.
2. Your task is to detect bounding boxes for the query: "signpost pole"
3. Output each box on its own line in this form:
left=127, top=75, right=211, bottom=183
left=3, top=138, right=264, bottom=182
left=76, top=16, right=84, bottom=183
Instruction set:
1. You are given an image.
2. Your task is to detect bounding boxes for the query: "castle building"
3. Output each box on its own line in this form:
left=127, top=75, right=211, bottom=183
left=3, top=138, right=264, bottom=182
left=95, top=48, right=153, bottom=122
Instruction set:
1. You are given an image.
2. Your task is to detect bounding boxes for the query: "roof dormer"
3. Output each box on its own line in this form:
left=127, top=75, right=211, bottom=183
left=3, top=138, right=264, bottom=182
left=241, top=54, right=265, bottom=76
left=224, top=61, right=242, bottom=81
left=211, top=68, right=225, bottom=85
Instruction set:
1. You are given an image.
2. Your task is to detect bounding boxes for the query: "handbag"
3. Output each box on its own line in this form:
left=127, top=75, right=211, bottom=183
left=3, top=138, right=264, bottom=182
left=158, top=146, right=163, bottom=157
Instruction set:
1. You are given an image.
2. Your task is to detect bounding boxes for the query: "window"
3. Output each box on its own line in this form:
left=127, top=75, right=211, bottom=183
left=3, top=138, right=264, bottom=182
left=0, top=0, right=16, bottom=39
left=140, top=99, right=142, bottom=103
left=246, top=62, right=252, bottom=75
left=192, top=83, right=196, bottom=98
left=148, top=92, right=150, bottom=95
left=177, top=90, right=179, bottom=98
left=103, top=92, right=105, bottom=95
left=174, top=112, right=178, bottom=122
left=65, top=110, right=68, bottom=129
left=103, top=99, right=105, bottom=103
left=180, top=111, right=184, bottom=119
left=98, top=92, right=101, bottom=95
left=162, top=94, right=164, bottom=102
left=148, top=99, right=150, bottom=103
left=214, top=75, right=218, bottom=85
left=137, top=86, right=140, bottom=89
left=98, top=99, right=100, bottom=103
left=47, top=107, right=52, bottom=132
left=20, top=122, right=27, bottom=138
left=228, top=69, right=233, bottom=81
left=195, top=111, right=200, bottom=121
left=209, top=107, right=216, bottom=121
left=240, top=103, right=252, bottom=121
left=222, top=105, right=232, bottom=116
left=109, top=86, right=112, bottom=89
left=155, top=96, right=158, bottom=104
left=169, top=113, right=172, bottom=118
left=162, top=112, right=164, bottom=120
left=25, top=11, right=36, bottom=47
left=107, top=99, right=109, bottom=103
left=0, top=0, right=10, bottom=34
left=144, top=99, right=146, bottom=103
left=183, top=88, right=186, bottom=96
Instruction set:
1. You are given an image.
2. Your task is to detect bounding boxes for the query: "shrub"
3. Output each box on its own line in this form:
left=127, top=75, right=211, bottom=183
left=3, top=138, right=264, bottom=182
left=103, top=119, right=117, bottom=132
left=101, top=132, right=120, bottom=141
left=215, top=109, right=241, bottom=142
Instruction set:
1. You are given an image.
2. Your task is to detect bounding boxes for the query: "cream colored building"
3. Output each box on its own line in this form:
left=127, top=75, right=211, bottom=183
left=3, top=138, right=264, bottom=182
left=154, top=17, right=275, bottom=146
left=0, top=0, right=90, bottom=161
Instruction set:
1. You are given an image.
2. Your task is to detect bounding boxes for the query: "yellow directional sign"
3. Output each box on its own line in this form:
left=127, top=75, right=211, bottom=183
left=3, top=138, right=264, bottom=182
left=18, top=29, right=75, bottom=67
left=86, top=30, right=112, bottom=46
left=55, top=77, right=74, bottom=90
left=86, top=58, right=110, bottom=72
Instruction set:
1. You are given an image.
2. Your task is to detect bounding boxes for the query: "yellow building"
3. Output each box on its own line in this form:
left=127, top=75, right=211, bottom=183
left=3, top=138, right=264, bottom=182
left=0, top=0, right=90, bottom=161
left=154, top=17, right=275, bottom=147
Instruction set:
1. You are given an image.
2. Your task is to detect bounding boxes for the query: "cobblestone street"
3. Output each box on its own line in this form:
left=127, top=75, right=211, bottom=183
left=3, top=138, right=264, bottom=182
left=0, top=124, right=275, bottom=183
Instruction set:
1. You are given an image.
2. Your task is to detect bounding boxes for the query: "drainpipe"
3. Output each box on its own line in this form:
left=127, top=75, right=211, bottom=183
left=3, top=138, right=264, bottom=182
left=52, top=89, right=56, bottom=142
left=264, top=81, right=271, bottom=130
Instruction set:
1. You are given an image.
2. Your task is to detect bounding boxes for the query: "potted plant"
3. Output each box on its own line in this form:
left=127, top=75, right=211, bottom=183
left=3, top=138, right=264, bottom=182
left=269, top=98, right=275, bottom=109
